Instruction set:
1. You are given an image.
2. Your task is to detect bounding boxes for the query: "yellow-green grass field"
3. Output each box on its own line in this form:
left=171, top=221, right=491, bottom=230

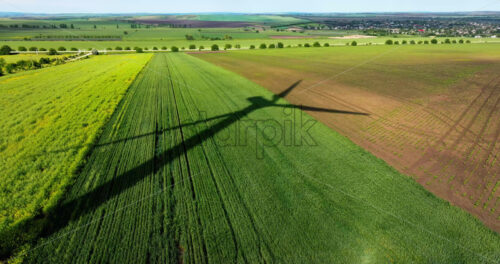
left=0, top=54, right=152, bottom=255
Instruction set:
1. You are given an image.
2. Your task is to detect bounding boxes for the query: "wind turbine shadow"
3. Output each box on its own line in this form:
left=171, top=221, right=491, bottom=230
left=0, top=80, right=370, bottom=256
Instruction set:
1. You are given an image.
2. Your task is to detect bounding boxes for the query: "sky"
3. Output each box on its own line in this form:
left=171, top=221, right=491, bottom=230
left=1, top=0, right=500, bottom=14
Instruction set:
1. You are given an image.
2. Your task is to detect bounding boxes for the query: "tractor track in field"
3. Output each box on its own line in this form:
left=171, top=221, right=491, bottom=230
left=165, top=57, right=209, bottom=263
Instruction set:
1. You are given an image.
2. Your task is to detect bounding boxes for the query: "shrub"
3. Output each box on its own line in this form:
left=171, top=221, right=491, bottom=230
left=459, top=39, right=464, bottom=44
left=39, top=48, right=47, bottom=51
left=298, top=44, right=303, bottom=47
left=304, top=43, right=311, bottom=47
left=115, top=46, right=123, bottom=50
left=452, top=40, right=457, bottom=44
left=106, top=48, right=112, bottom=51
left=70, top=47, right=78, bottom=51
left=323, top=43, right=330, bottom=47
left=152, top=47, right=158, bottom=50
left=48, top=48, right=58, bottom=55
left=57, top=47, right=67, bottom=51
left=125, top=46, right=131, bottom=50
left=466, top=40, right=471, bottom=43
left=199, top=46, right=204, bottom=50
left=424, top=40, right=429, bottom=44
left=385, top=39, right=393, bottom=45
left=259, top=43, right=267, bottom=49
left=135, top=48, right=144, bottom=53
left=18, top=46, right=27, bottom=51
left=268, top=44, right=276, bottom=48
left=224, top=44, right=232, bottom=50
left=394, top=41, right=400, bottom=45
left=161, top=46, right=167, bottom=50
left=235, top=44, right=241, bottom=49
left=39, top=57, right=50, bottom=64
left=313, top=42, right=321, bottom=47
left=410, top=40, right=416, bottom=45
left=6, top=63, right=16, bottom=73
left=211, top=44, right=219, bottom=51
left=431, top=39, right=438, bottom=44
left=351, top=41, right=358, bottom=46
left=29, top=47, right=38, bottom=51
left=1, top=45, right=13, bottom=55
left=277, top=42, right=284, bottom=48
left=402, top=40, right=408, bottom=44
left=249, top=45, right=255, bottom=49
left=171, top=46, right=179, bottom=52
left=445, top=39, right=451, bottom=44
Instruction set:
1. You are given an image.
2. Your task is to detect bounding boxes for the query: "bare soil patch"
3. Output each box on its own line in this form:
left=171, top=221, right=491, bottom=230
left=269, top=35, right=318, bottom=39
left=134, top=19, right=254, bottom=28
left=328, top=35, right=377, bottom=39
left=195, top=53, right=500, bottom=232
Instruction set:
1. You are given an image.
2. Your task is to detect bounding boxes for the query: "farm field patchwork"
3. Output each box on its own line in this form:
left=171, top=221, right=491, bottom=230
left=0, top=53, right=152, bottom=256
left=18, top=53, right=500, bottom=263
left=194, top=44, right=500, bottom=231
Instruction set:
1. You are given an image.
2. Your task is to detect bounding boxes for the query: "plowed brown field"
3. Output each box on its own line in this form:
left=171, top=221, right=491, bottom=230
left=194, top=44, right=500, bottom=231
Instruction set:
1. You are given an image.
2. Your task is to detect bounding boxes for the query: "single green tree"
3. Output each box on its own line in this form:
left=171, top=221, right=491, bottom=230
left=459, top=39, right=464, bottom=44
left=48, top=48, right=58, bottom=55
left=269, top=44, right=276, bottom=48
left=57, top=46, right=67, bottom=51
left=189, top=44, right=196, bottom=50
left=323, top=43, right=330, bottom=47
left=135, top=47, right=144, bottom=53
left=351, top=41, right=358, bottom=46
left=385, top=39, right=393, bottom=45
left=18, top=46, right=27, bottom=51
left=249, top=45, right=255, bottom=49
left=304, top=43, right=311, bottom=47
left=277, top=42, right=284, bottom=48
left=211, top=44, right=219, bottom=51
left=313, top=42, right=321, bottom=47
left=431, top=38, right=438, bottom=44
left=259, top=43, right=267, bottom=49
left=171, top=46, right=179, bottom=52
left=224, top=44, right=232, bottom=50
left=152, top=47, right=158, bottom=50
left=29, top=47, right=38, bottom=51
left=115, top=46, right=123, bottom=50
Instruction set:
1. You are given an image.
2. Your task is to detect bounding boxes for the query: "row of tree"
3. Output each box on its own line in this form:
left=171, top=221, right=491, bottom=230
left=385, top=39, right=471, bottom=45
left=0, top=57, right=65, bottom=76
